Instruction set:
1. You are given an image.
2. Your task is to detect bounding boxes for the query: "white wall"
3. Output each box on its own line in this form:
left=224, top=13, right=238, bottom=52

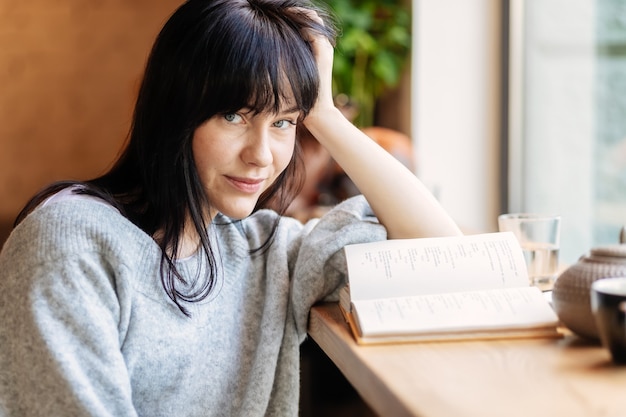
left=412, top=0, right=502, bottom=233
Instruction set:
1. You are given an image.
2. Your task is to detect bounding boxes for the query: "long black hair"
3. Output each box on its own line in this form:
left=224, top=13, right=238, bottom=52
left=15, top=0, right=337, bottom=315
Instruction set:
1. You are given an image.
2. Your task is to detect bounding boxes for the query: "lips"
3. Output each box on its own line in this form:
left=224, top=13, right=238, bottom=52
left=225, top=176, right=265, bottom=193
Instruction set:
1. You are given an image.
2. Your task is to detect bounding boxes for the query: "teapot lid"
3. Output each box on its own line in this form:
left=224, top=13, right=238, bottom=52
left=590, top=244, right=626, bottom=258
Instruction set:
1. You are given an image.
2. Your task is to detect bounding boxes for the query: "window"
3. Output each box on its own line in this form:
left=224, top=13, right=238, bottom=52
left=507, top=0, right=626, bottom=264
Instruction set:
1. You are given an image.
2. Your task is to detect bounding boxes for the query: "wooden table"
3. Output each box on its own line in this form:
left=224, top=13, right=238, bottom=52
left=308, top=302, right=626, bottom=417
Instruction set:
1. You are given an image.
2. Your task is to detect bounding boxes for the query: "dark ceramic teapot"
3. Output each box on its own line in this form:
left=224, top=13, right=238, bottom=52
left=552, top=228, right=626, bottom=340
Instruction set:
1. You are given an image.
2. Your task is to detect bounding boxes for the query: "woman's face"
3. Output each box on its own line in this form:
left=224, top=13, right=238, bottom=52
left=192, top=104, right=300, bottom=220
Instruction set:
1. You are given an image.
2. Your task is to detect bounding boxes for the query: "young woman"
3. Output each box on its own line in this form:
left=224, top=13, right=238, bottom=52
left=0, top=0, right=462, bottom=416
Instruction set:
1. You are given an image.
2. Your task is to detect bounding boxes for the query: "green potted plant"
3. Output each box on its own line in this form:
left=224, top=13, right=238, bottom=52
left=322, top=0, right=411, bottom=127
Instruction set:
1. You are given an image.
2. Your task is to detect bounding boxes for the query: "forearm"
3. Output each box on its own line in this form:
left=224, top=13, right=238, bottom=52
left=304, top=108, right=462, bottom=239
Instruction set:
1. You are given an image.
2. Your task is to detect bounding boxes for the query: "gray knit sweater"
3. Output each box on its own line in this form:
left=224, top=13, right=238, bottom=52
left=0, top=194, right=385, bottom=417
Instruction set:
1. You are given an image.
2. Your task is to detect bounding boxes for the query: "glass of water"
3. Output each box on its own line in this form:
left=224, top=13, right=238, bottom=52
left=498, top=213, right=561, bottom=291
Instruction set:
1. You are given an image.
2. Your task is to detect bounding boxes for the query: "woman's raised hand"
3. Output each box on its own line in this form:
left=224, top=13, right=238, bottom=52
left=295, top=8, right=462, bottom=239
left=297, top=10, right=336, bottom=119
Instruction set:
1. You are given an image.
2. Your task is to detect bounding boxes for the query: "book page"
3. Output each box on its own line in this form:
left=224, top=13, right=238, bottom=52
left=351, top=286, right=557, bottom=338
left=345, top=232, right=528, bottom=301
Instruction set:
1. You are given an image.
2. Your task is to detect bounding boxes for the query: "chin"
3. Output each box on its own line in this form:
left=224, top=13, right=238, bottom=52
left=211, top=193, right=268, bottom=219
left=217, top=204, right=257, bottom=220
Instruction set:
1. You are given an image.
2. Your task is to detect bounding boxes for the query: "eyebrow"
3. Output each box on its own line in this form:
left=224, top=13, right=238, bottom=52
left=280, top=106, right=301, bottom=114
left=239, top=104, right=301, bottom=116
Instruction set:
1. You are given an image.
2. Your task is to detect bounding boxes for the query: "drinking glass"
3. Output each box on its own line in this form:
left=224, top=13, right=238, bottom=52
left=498, top=213, right=561, bottom=291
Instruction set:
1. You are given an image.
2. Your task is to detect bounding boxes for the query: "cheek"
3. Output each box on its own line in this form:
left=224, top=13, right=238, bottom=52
left=192, top=128, right=234, bottom=176
left=191, top=126, right=213, bottom=172
left=192, top=140, right=213, bottom=179
left=274, top=140, right=296, bottom=173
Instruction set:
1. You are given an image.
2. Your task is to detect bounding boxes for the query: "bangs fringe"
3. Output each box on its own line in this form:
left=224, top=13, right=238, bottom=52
left=201, top=6, right=320, bottom=118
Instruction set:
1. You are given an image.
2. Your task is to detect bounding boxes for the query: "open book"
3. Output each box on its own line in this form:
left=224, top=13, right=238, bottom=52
left=340, top=232, right=560, bottom=345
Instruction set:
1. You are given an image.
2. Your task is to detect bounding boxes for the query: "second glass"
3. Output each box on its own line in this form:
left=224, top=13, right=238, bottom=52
left=498, top=213, right=561, bottom=291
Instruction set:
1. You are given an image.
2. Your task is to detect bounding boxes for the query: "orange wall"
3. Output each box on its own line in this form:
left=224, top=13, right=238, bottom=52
left=0, top=0, right=183, bottom=223
left=0, top=0, right=411, bottom=227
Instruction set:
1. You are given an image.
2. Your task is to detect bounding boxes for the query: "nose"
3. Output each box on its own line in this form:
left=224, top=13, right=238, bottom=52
left=241, top=127, right=273, bottom=167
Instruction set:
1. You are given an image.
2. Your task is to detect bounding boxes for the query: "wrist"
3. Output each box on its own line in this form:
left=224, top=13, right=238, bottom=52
left=304, top=105, right=344, bottom=130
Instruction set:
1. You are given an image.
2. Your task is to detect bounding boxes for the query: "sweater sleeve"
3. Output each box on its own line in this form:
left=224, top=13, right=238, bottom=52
left=0, top=207, right=138, bottom=417
left=290, top=195, right=387, bottom=339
